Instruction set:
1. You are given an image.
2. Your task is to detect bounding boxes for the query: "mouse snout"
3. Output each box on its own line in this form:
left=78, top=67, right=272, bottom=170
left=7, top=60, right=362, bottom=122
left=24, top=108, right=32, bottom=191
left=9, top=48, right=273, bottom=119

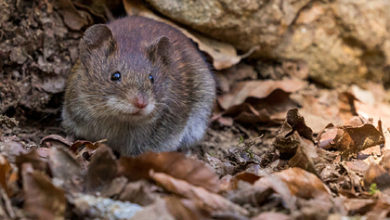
left=133, top=95, right=148, bottom=109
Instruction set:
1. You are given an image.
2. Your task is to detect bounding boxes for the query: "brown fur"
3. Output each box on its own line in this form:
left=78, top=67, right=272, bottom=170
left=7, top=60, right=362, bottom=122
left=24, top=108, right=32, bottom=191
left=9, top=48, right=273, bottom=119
left=62, top=16, right=215, bottom=155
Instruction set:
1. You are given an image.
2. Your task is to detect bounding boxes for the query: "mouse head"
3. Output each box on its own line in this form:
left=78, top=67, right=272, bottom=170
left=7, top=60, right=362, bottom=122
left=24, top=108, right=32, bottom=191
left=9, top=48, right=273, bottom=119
left=77, top=24, right=173, bottom=122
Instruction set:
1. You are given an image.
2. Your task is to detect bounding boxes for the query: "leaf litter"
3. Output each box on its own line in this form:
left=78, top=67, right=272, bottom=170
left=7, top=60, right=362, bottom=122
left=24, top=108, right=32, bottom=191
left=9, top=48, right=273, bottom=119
left=2, top=0, right=390, bottom=219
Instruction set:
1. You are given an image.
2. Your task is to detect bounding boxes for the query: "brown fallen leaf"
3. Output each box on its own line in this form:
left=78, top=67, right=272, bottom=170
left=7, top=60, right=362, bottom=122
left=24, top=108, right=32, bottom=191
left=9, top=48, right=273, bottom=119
left=48, top=147, right=83, bottom=192
left=100, top=177, right=127, bottom=198
left=342, top=198, right=375, bottom=215
left=380, top=150, right=390, bottom=171
left=118, top=179, right=160, bottom=206
left=230, top=171, right=261, bottom=190
left=288, top=137, right=319, bottom=175
left=129, top=198, right=175, bottom=220
left=254, top=174, right=296, bottom=210
left=123, top=0, right=255, bottom=70
left=225, top=90, right=299, bottom=125
left=70, top=140, right=106, bottom=166
left=22, top=164, right=66, bottom=220
left=165, top=196, right=210, bottom=220
left=69, top=139, right=102, bottom=153
left=286, top=109, right=314, bottom=141
left=40, top=134, right=72, bottom=148
left=118, top=152, right=219, bottom=193
left=86, top=145, right=117, bottom=192
left=256, top=167, right=331, bottom=201
left=317, top=126, right=339, bottom=149
left=218, top=79, right=306, bottom=110
left=227, top=179, right=274, bottom=207
left=274, top=127, right=300, bottom=156
left=149, top=171, right=248, bottom=216
left=252, top=212, right=290, bottom=220
left=296, top=90, right=346, bottom=134
left=337, top=124, right=384, bottom=156
left=274, top=167, right=331, bottom=199
left=317, top=121, right=384, bottom=157
left=0, top=186, right=16, bottom=219
left=216, top=63, right=258, bottom=93
left=364, top=195, right=390, bottom=219
left=222, top=103, right=275, bottom=125
left=364, top=164, right=390, bottom=190
left=351, top=84, right=390, bottom=129
left=15, top=149, right=49, bottom=173
left=274, top=109, right=314, bottom=158
left=251, top=168, right=335, bottom=216
left=343, top=160, right=370, bottom=175
left=0, top=155, right=17, bottom=196
left=73, top=0, right=122, bottom=20
left=56, top=0, right=91, bottom=30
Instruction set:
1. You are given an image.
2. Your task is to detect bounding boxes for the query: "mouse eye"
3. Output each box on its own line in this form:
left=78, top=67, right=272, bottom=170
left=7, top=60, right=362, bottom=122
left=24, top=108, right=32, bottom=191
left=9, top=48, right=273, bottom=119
left=111, top=72, right=121, bottom=81
left=148, top=74, right=154, bottom=84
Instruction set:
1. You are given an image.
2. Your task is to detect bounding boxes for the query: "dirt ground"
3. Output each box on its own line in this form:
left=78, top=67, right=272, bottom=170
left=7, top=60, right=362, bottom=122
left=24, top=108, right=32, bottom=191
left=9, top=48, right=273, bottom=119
left=2, top=0, right=390, bottom=219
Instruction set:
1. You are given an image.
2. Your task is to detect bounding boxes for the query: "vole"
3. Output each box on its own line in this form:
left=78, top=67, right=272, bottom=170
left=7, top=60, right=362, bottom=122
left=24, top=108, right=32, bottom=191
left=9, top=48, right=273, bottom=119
left=62, top=16, right=216, bottom=155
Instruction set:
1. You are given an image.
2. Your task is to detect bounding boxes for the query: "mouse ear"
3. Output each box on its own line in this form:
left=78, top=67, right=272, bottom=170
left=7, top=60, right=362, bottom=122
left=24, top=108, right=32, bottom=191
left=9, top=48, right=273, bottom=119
left=79, top=24, right=117, bottom=68
left=147, top=36, right=172, bottom=65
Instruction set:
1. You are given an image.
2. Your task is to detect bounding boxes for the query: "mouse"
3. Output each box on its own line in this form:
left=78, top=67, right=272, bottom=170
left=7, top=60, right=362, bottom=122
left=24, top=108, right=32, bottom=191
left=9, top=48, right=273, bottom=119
left=62, top=16, right=216, bottom=155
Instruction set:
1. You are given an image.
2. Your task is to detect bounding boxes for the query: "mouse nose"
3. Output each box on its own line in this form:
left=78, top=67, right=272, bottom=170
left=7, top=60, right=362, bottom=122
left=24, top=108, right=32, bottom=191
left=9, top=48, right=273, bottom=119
left=133, top=96, right=148, bottom=109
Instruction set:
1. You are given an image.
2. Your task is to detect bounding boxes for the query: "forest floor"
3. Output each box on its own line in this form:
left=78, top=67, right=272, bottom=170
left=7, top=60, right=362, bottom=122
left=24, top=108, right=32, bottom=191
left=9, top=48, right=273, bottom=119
left=2, top=0, right=390, bottom=219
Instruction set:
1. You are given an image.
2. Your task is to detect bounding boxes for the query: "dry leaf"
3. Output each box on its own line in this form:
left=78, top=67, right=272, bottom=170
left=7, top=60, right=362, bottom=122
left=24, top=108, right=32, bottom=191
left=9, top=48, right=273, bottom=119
left=0, top=155, right=17, bottom=196
left=297, top=90, right=345, bottom=134
left=48, top=147, right=83, bottom=192
left=165, top=197, right=209, bottom=220
left=273, top=167, right=331, bottom=199
left=73, top=0, right=122, bottom=19
left=86, top=145, right=117, bottom=192
left=317, top=121, right=384, bottom=156
left=364, top=164, right=390, bottom=189
left=230, top=172, right=261, bottom=190
left=227, top=180, right=273, bottom=207
left=380, top=150, right=390, bottom=171
left=254, top=174, right=296, bottom=210
left=343, top=160, right=370, bottom=174
left=274, top=125, right=300, bottom=156
left=22, top=165, right=66, bottom=220
left=274, top=109, right=314, bottom=160
left=150, top=171, right=248, bottom=216
left=129, top=198, right=174, bottom=220
left=350, top=84, right=390, bottom=129
left=118, top=152, right=219, bottom=193
left=70, top=140, right=102, bottom=152
left=317, top=126, right=339, bottom=149
left=286, top=109, right=314, bottom=141
left=288, top=138, right=319, bottom=175
left=56, top=0, right=91, bottom=30
left=40, top=134, right=72, bottom=148
left=343, top=198, right=375, bottom=215
left=118, top=179, right=160, bottom=206
left=15, top=149, right=49, bottom=173
left=216, top=63, right=258, bottom=93
left=253, top=167, right=331, bottom=211
left=337, top=124, right=384, bottom=156
left=252, top=212, right=290, bottom=220
left=218, top=79, right=306, bottom=110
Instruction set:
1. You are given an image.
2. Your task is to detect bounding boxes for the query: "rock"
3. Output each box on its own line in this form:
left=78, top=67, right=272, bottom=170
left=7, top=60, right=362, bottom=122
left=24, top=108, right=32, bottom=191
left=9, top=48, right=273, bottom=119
left=145, top=0, right=390, bottom=87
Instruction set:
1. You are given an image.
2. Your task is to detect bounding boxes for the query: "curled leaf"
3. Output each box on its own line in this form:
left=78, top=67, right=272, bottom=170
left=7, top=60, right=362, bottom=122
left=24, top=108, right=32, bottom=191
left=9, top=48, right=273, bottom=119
left=118, top=152, right=219, bottom=193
